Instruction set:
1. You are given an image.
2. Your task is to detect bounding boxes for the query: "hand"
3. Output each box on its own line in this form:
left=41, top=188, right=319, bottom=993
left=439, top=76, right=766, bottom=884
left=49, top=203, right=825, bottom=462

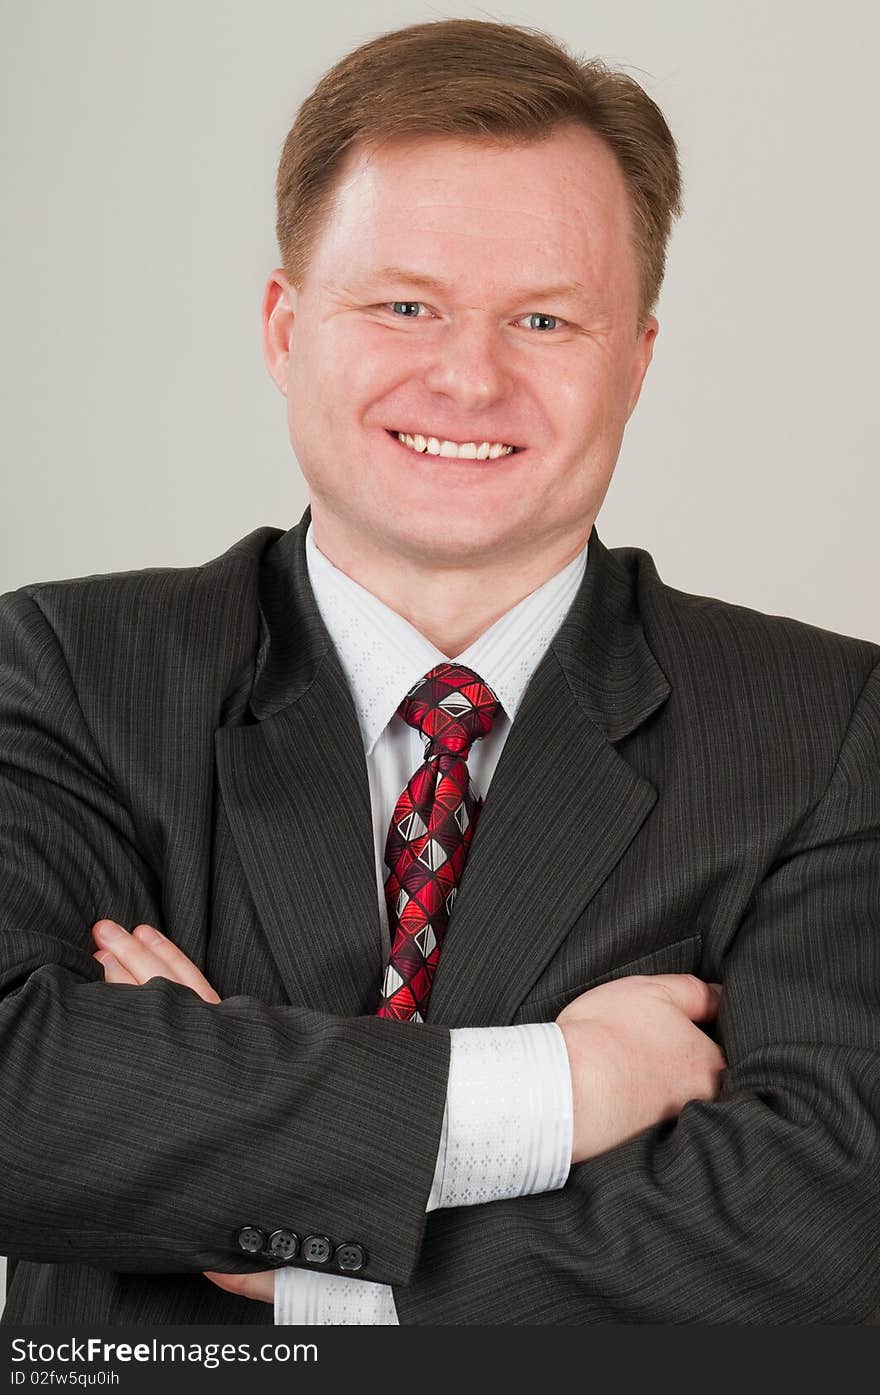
left=200, top=1269, right=275, bottom=1304
left=91, top=918, right=275, bottom=1305
left=91, top=919, right=221, bottom=1002
left=556, top=972, right=726, bottom=1164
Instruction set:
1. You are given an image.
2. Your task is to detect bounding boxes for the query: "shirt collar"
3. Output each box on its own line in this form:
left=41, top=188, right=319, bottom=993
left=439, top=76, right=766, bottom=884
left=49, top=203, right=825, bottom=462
left=305, top=522, right=588, bottom=756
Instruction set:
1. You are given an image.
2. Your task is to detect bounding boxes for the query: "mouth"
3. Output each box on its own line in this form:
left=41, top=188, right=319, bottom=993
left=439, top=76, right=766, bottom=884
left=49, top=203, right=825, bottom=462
left=385, top=429, right=524, bottom=461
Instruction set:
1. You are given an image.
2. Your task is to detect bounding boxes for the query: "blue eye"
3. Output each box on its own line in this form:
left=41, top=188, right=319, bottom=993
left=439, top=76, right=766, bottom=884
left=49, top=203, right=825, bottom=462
left=385, top=302, right=565, bottom=331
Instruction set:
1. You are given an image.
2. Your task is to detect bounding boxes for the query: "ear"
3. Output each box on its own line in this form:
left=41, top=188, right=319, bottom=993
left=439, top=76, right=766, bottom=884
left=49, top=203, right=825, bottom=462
left=625, top=314, right=659, bottom=419
left=262, top=270, right=297, bottom=396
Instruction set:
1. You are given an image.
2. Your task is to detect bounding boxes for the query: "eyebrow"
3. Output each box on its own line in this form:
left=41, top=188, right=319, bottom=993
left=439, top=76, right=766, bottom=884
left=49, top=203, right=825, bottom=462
left=356, top=265, right=593, bottom=306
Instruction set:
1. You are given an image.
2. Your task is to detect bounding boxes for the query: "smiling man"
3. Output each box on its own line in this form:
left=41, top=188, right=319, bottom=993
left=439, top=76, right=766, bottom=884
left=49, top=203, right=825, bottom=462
left=1, top=19, right=878, bottom=1328
left=266, top=122, right=655, bottom=656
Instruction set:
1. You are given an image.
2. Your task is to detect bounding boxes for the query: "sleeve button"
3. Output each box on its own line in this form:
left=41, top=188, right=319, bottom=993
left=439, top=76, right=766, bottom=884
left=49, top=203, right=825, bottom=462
left=334, top=1242, right=366, bottom=1273
left=302, top=1234, right=332, bottom=1265
left=265, top=1228, right=299, bottom=1261
left=235, top=1226, right=266, bottom=1255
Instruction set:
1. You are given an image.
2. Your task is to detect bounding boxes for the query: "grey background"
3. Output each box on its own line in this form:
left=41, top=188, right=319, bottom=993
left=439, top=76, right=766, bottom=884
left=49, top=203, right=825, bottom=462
left=2, top=0, right=878, bottom=1316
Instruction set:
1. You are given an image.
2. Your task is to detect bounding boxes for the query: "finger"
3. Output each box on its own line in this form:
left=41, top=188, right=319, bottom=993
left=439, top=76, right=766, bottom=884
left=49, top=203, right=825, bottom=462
left=131, top=924, right=221, bottom=1004
left=203, top=1270, right=275, bottom=1303
left=92, top=920, right=187, bottom=989
left=650, top=974, right=722, bottom=1023
left=93, top=950, right=139, bottom=987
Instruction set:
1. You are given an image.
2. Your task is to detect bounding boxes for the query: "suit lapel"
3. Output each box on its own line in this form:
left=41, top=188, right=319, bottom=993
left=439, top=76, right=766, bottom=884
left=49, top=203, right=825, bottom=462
left=215, top=509, right=382, bottom=1014
left=426, top=530, right=671, bottom=1027
left=215, top=509, right=672, bottom=1025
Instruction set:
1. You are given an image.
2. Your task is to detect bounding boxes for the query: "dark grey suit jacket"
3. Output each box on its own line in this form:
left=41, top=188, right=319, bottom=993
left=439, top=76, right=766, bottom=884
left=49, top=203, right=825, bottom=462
left=1, top=507, right=878, bottom=1324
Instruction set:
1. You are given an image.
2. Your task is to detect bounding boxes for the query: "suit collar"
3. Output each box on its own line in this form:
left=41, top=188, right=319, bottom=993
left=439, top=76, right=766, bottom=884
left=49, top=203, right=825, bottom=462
left=247, top=505, right=333, bottom=722
left=219, top=504, right=672, bottom=1019
left=549, top=525, right=671, bottom=742
left=249, top=503, right=671, bottom=741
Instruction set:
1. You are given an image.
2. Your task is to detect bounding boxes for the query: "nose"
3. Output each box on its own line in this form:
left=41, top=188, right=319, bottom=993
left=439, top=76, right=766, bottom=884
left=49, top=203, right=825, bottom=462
left=420, top=313, right=513, bottom=412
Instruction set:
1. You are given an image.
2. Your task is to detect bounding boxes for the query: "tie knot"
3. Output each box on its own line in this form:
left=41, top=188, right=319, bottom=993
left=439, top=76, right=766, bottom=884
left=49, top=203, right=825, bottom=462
left=398, top=662, right=501, bottom=758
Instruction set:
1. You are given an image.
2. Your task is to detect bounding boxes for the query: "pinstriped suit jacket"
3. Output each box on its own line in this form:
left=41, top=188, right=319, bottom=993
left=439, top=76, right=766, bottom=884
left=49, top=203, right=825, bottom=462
left=1, top=506, right=878, bottom=1324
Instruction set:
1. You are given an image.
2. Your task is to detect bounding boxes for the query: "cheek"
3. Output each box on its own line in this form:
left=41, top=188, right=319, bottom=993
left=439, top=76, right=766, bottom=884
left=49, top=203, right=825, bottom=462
left=296, top=324, right=410, bottom=430
left=553, top=354, right=629, bottom=446
left=348, top=324, right=417, bottom=396
left=549, top=367, right=604, bottom=445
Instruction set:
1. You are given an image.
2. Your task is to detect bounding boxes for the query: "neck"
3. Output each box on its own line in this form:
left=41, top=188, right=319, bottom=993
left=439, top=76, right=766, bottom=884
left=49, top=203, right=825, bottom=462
left=309, top=510, right=591, bottom=657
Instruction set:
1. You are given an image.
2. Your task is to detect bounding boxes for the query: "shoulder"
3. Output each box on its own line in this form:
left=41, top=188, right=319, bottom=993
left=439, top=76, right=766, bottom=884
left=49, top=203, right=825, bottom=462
left=610, top=540, right=880, bottom=741
left=10, top=524, right=280, bottom=619
left=0, top=526, right=285, bottom=708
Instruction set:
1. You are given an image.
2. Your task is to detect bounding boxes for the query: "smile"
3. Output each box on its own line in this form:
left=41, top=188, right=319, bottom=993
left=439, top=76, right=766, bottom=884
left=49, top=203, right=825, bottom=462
left=388, top=430, right=518, bottom=460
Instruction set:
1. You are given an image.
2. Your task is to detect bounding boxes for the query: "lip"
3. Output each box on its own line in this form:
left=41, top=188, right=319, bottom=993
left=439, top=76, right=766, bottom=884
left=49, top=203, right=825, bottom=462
left=384, top=429, right=525, bottom=462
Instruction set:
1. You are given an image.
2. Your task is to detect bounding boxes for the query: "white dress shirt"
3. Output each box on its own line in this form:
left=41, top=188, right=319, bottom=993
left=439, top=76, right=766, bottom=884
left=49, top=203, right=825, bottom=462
left=274, top=524, right=588, bottom=1324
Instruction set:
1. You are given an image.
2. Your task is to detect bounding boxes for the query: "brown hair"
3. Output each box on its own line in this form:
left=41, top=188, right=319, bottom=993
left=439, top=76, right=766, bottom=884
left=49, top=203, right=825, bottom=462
left=276, top=18, right=683, bottom=331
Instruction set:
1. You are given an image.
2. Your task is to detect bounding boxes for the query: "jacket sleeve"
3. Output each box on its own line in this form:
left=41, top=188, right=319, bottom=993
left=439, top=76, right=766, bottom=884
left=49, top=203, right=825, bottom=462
left=394, top=659, right=880, bottom=1325
left=0, top=589, right=450, bottom=1284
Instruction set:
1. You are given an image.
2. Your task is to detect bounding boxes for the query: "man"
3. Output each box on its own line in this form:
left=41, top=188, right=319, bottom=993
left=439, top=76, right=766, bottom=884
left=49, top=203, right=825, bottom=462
left=1, top=18, right=878, bottom=1326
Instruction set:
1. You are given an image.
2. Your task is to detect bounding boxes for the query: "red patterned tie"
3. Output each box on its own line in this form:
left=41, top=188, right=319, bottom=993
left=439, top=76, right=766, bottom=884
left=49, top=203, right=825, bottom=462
left=376, top=663, right=501, bottom=1022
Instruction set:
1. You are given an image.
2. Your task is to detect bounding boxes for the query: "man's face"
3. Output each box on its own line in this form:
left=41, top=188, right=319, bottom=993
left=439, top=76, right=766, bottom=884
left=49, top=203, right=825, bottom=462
left=263, top=122, right=657, bottom=570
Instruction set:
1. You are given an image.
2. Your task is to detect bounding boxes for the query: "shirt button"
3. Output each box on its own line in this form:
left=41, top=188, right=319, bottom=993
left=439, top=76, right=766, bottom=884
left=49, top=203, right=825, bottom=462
left=235, top=1226, right=266, bottom=1255
left=265, top=1229, right=299, bottom=1261
left=302, top=1235, right=332, bottom=1265
left=334, top=1242, right=366, bottom=1273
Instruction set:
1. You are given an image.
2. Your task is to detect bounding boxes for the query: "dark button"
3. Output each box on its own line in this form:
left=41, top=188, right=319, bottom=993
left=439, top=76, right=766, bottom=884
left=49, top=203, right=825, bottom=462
left=265, top=1228, right=299, bottom=1262
left=334, top=1242, right=366, bottom=1273
left=302, top=1234, right=332, bottom=1265
left=235, top=1226, right=266, bottom=1255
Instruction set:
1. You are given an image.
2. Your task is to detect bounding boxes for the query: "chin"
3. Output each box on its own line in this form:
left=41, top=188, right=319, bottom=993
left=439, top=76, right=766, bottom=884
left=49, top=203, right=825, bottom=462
left=386, top=514, right=524, bottom=562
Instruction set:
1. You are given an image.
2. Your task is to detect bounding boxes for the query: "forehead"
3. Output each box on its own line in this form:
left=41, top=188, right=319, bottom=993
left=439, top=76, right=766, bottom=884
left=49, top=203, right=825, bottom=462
left=309, top=125, right=637, bottom=304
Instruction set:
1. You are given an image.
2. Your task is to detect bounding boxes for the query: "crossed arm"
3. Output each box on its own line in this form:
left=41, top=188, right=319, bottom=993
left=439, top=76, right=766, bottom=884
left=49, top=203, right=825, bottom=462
left=89, top=915, right=726, bottom=1311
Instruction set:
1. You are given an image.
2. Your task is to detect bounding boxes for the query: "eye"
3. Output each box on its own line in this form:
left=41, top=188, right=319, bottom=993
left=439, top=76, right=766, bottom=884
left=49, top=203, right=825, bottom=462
left=519, top=312, right=566, bottom=332
left=387, top=301, right=429, bottom=317
left=383, top=303, right=568, bottom=330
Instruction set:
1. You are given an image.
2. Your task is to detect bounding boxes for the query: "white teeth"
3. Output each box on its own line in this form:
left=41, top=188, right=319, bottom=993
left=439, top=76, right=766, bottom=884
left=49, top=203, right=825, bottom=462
left=396, top=432, right=515, bottom=460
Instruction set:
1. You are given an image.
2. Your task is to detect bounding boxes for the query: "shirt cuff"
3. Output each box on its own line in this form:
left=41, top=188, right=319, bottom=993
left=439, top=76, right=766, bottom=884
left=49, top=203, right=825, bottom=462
left=275, top=1267, right=399, bottom=1325
left=274, top=1024, right=572, bottom=1323
left=426, top=1021, right=572, bottom=1211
